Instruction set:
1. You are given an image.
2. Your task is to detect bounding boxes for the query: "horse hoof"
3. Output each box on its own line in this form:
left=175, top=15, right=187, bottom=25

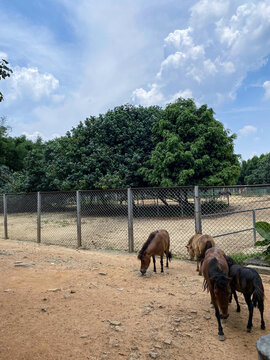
left=247, top=328, right=251, bottom=333
left=261, top=325, right=266, bottom=330
left=218, top=335, right=225, bottom=341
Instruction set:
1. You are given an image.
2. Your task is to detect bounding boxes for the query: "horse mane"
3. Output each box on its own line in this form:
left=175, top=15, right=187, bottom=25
left=138, top=230, right=159, bottom=260
left=208, top=257, right=229, bottom=290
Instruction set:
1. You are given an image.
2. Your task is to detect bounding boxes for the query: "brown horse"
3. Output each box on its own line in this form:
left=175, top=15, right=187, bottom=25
left=186, top=233, right=215, bottom=275
left=202, top=247, right=231, bottom=341
left=138, top=230, right=171, bottom=275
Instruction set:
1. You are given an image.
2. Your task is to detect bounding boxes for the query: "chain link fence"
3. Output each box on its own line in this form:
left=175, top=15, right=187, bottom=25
left=200, top=185, right=270, bottom=256
left=132, top=187, right=195, bottom=255
left=1, top=185, right=270, bottom=257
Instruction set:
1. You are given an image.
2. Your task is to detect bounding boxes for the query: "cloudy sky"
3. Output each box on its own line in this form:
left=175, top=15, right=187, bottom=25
left=1, top=0, right=270, bottom=160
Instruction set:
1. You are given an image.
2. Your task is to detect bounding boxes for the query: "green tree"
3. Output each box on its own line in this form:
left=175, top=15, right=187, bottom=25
left=22, top=104, right=162, bottom=191
left=0, top=59, right=12, bottom=102
left=140, top=98, right=240, bottom=186
left=244, top=153, right=270, bottom=184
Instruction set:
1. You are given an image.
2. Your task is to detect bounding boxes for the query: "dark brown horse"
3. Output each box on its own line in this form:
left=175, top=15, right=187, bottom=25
left=138, top=230, right=171, bottom=275
left=202, top=247, right=231, bottom=341
left=229, top=264, right=265, bottom=332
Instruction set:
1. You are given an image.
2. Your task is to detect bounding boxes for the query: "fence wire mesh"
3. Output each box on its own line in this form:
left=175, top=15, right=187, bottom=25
left=40, top=191, right=77, bottom=247
left=6, top=193, right=37, bottom=242
left=1, top=185, right=270, bottom=258
left=80, top=189, right=128, bottom=251
left=132, top=187, right=195, bottom=256
left=200, top=186, right=270, bottom=255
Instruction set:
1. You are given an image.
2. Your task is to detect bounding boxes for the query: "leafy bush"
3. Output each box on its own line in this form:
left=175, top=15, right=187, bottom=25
left=255, top=221, right=270, bottom=261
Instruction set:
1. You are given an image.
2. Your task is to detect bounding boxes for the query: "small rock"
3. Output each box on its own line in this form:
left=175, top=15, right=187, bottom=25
left=203, top=308, right=210, bottom=313
left=48, top=288, right=61, bottom=292
left=64, top=295, right=71, bottom=299
left=115, top=326, right=124, bottom=332
left=43, top=298, right=47, bottom=301
left=99, top=272, right=107, bottom=276
left=41, top=308, right=47, bottom=312
left=4, top=289, right=13, bottom=292
left=164, top=339, right=172, bottom=345
left=14, top=262, right=34, bottom=267
left=168, top=293, right=175, bottom=296
left=190, top=291, right=196, bottom=295
left=109, top=320, right=121, bottom=326
left=117, top=288, right=123, bottom=291
left=174, top=318, right=181, bottom=323
left=80, top=335, right=88, bottom=338
left=70, top=290, right=76, bottom=294
left=131, top=346, right=138, bottom=351
left=204, top=315, right=211, bottom=320
left=190, top=310, right=197, bottom=314
left=128, top=353, right=138, bottom=360
left=149, top=352, right=158, bottom=359
left=186, top=316, right=192, bottom=320
left=154, top=344, right=162, bottom=349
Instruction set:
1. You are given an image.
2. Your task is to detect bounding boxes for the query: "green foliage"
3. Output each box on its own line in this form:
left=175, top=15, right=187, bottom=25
left=140, top=98, right=240, bottom=186
left=0, top=59, right=12, bottom=102
left=228, top=252, right=262, bottom=265
left=238, top=153, right=270, bottom=185
left=21, top=104, right=162, bottom=191
left=255, top=221, right=270, bottom=261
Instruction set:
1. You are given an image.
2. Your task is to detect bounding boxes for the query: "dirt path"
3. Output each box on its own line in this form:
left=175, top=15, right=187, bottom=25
left=0, top=239, right=269, bottom=360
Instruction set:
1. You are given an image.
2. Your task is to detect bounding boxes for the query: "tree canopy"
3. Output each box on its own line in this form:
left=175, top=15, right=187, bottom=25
left=239, top=153, right=270, bottom=185
left=0, top=99, right=243, bottom=193
left=139, top=98, right=240, bottom=186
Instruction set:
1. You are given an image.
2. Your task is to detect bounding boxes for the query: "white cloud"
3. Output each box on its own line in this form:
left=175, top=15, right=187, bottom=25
left=8, top=67, right=59, bottom=101
left=263, top=80, right=270, bottom=99
left=239, top=125, right=257, bottom=136
left=132, top=83, right=164, bottom=107
left=132, top=0, right=270, bottom=108
left=0, top=52, right=8, bottom=59
left=168, top=89, right=193, bottom=103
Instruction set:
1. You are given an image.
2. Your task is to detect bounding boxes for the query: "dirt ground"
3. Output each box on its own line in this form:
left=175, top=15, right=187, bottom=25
left=0, top=239, right=269, bottom=360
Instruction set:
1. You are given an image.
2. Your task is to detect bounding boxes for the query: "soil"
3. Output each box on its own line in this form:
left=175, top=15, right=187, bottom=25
left=0, top=239, right=269, bottom=360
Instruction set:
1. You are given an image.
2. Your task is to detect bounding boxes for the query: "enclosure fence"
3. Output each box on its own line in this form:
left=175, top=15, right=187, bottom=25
left=1, top=184, right=270, bottom=257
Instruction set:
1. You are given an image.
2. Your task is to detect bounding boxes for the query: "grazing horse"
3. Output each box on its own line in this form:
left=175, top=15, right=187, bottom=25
left=202, top=247, right=231, bottom=341
left=138, top=229, right=171, bottom=275
left=229, top=264, right=265, bottom=332
left=186, top=233, right=215, bottom=275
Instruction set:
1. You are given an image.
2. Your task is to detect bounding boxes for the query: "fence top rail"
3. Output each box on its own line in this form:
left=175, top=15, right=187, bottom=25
left=200, top=184, right=270, bottom=190
left=202, top=205, right=270, bottom=218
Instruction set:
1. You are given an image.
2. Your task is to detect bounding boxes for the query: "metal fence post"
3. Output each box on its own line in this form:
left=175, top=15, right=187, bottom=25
left=3, top=194, right=8, bottom=239
left=127, top=188, right=134, bottom=252
left=76, top=190, right=82, bottom=248
left=252, top=209, right=257, bottom=244
left=194, top=186, right=202, bottom=233
left=37, top=192, right=41, bottom=243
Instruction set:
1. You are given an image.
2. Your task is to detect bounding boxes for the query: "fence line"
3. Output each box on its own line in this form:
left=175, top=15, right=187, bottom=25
left=1, top=185, right=270, bottom=256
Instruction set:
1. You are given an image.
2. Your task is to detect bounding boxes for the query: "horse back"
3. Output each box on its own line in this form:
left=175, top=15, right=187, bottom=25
left=197, top=234, right=215, bottom=254
left=146, top=229, right=170, bottom=256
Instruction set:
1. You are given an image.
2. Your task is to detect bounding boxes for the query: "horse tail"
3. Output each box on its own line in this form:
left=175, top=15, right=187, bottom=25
left=252, top=274, right=264, bottom=308
left=197, top=241, right=213, bottom=262
left=168, top=251, right=172, bottom=261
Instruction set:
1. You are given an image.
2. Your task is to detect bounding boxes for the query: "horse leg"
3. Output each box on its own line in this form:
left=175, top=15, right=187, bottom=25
left=232, top=290, right=241, bottom=312
left=258, top=299, right=265, bottom=330
left=196, top=257, right=199, bottom=272
left=152, top=256, right=156, bottom=273
left=166, top=251, right=169, bottom=268
left=244, top=294, right=254, bottom=332
left=210, top=291, right=224, bottom=340
left=160, top=255, right=164, bottom=273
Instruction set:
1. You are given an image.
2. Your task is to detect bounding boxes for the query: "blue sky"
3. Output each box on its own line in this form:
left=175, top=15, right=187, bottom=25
left=1, top=0, right=270, bottom=160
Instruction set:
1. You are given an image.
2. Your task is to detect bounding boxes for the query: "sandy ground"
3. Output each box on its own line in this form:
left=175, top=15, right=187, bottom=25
left=0, top=239, right=269, bottom=360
